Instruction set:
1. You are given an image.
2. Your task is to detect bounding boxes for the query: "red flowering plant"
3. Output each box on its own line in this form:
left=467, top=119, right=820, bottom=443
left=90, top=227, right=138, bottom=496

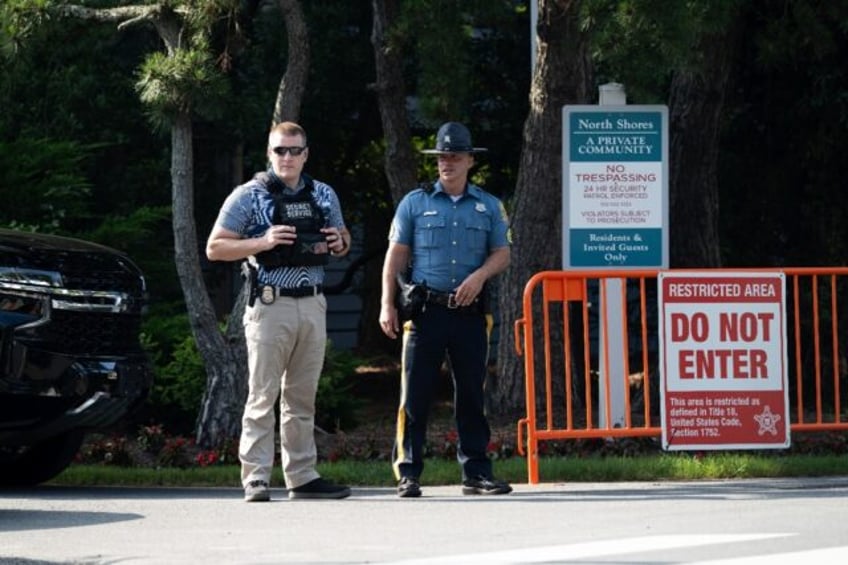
left=75, top=434, right=134, bottom=467
left=321, top=429, right=392, bottom=463
left=486, top=432, right=515, bottom=459
left=439, top=429, right=459, bottom=458
left=136, top=424, right=166, bottom=454
left=195, top=450, right=219, bottom=467
left=195, top=437, right=239, bottom=467
left=421, top=429, right=515, bottom=460
left=157, top=436, right=195, bottom=468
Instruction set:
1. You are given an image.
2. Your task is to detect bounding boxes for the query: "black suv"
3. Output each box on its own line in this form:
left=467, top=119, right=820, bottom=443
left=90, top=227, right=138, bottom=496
left=0, top=229, right=152, bottom=485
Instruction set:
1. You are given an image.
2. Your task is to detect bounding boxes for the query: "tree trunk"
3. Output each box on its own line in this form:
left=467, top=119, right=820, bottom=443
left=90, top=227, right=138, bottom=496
left=492, top=0, right=594, bottom=421
left=171, top=113, right=246, bottom=448
left=370, top=0, right=417, bottom=206
left=668, top=21, right=740, bottom=268
left=361, top=0, right=419, bottom=354
left=196, top=285, right=250, bottom=447
left=273, top=0, right=309, bottom=124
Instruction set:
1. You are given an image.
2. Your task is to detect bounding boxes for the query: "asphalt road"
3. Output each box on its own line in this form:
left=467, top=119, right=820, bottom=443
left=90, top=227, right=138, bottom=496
left=2, top=477, right=847, bottom=564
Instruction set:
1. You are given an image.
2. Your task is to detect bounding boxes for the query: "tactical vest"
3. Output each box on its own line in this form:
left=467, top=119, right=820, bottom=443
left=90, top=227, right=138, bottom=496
left=254, top=172, right=329, bottom=268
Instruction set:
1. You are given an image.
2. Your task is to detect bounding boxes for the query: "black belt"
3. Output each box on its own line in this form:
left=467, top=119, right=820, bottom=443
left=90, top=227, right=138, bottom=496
left=259, top=284, right=322, bottom=303
left=425, top=290, right=482, bottom=312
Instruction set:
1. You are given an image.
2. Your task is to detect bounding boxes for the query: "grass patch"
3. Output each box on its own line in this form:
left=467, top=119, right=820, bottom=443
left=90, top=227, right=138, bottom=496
left=532, top=453, right=848, bottom=482
left=51, top=453, right=848, bottom=488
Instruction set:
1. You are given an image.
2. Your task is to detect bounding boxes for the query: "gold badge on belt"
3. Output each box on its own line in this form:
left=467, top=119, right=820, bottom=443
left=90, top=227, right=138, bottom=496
left=260, top=285, right=275, bottom=305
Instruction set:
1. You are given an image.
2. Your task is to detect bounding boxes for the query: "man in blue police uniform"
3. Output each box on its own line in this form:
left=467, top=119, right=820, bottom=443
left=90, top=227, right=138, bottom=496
left=379, top=122, right=512, bottom=498
left=207, top=121, right=351, bottom=502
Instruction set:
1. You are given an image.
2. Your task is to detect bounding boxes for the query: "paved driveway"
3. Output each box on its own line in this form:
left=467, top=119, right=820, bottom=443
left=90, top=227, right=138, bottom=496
left=2, top=478, right=847, bottom=564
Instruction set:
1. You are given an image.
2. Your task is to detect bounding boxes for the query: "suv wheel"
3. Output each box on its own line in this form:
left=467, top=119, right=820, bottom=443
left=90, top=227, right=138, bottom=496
left=0, top=431, right=85, bottom=487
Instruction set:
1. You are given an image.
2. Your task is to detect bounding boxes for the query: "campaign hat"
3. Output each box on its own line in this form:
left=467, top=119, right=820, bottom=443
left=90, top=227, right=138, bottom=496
left=421, top=122, right=488, bottom=154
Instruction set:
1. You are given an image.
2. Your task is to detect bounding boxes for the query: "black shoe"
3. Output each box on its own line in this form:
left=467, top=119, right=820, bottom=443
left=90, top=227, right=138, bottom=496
left=397, top=476, right=421, bottom=498
left=462, top=476, right=513, bottom=495
left=288, top=477, right=351, bottom=500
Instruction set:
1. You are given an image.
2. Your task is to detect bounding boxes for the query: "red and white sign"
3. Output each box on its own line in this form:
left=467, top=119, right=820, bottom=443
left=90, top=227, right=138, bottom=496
left=658, top=272, right=790, bottom=450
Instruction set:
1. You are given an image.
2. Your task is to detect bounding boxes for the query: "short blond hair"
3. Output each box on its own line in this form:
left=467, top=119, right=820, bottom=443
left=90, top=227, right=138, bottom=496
left=269, top=121, right=307, bottom=145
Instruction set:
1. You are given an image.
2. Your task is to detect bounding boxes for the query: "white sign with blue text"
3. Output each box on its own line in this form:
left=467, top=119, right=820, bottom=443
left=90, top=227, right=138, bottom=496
left=562, top=106, right=669, bottom=269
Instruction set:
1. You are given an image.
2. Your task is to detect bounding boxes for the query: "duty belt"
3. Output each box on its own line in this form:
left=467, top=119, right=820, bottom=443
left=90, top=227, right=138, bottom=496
left=425, top=290, right=482, bottom=313
left=259, top=284, right=323, bottom=304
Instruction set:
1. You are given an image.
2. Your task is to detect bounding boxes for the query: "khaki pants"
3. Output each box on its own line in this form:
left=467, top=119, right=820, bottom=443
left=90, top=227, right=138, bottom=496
left=239, top=294, right=327, bottom=489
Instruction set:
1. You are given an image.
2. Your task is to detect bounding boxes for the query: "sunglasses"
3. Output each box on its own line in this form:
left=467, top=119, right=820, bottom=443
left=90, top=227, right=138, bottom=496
left=271, top=146, right=307, bottom=157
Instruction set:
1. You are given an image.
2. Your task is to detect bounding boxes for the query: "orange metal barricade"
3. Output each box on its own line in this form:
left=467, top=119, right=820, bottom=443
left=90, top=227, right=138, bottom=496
left=514, top=268, right=848, bottom=484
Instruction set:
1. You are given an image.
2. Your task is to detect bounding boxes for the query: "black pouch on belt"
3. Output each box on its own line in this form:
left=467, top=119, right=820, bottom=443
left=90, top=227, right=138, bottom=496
left=395, top=273, right=427, bottom=322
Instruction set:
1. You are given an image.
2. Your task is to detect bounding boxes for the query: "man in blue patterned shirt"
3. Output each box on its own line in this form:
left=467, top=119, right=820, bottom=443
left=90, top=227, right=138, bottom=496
left=379, top=122, right=512, bottom=498
left=207, top=121, right=351, bottom=501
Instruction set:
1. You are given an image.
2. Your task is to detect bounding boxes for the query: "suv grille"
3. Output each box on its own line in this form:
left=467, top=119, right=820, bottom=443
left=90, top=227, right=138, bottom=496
left=3, top=249, right=148, bottom=356
left=59, top=258, right=144, bottom=294
left=43, top=310, right=145, bottom=355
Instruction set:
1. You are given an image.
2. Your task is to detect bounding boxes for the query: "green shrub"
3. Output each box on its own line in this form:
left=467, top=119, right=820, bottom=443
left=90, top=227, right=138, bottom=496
left=155, top=334, right=207, bottom=415
left=316, top=341, right=363, bottom=432
left=140, top=311, right=205, bottom=433
left=141, top=307, right=364, bottom=435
